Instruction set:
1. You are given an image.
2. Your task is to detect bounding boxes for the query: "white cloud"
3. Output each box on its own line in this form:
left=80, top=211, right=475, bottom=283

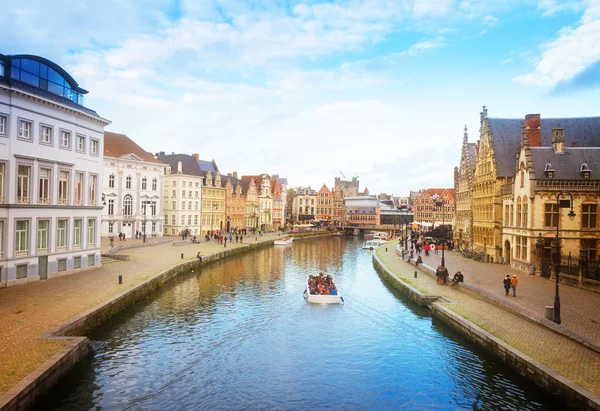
left=398, top=36, right=446, bottom=56
left=482, top=15, right=499, bottom=25
left=501, top=57, right=513, bottom=64
left=537, top=0, right=585, bottom=17
left=515, top=0, right=600, bottom=86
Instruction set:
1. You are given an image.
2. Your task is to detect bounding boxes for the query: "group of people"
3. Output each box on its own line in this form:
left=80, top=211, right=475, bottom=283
left=307, top=272, right=338, bottom=295
left=203, top=232, right=245, bottom=247
left=503, top=274, right=519, bottom=296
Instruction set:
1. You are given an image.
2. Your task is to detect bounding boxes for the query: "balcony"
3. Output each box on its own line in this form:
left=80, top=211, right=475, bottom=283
left=15, top=250, right=28, bottom=257
left=39, top=197, right=50, bottom=205
left=17, top=196, right=30, bottom=204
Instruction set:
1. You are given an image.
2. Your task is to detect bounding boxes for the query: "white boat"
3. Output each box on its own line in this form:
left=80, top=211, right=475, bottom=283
left=371, top=231, right=389, bottom=240
left=274, top=237, right=294, bottom=245
left=362, top=239, right=387, bottom=250
left=304, top=277, right=343, bottom=304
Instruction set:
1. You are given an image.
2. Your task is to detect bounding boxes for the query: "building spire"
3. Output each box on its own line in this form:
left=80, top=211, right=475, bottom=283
left=463, top=125, right=468, bottom=144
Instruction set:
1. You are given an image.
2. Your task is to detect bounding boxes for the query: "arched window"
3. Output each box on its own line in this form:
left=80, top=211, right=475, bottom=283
left=124, top=195, right=133, bottom=216
left=522, top=197, right=528, bottom=228
left=109, top=174, right=115, bottom=188
left=516, top=197, right=522, bottom=227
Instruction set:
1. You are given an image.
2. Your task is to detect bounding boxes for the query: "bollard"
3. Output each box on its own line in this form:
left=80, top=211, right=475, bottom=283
left=181, top=253, right=184, bottom=259
left=386, top=247, right=388, bottom=252
left=118, top=275, right=122, bottom=284
left=414, top=271, right=417, bottom=278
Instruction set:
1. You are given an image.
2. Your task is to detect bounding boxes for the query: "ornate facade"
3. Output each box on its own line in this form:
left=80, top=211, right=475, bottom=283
left=414, top=188, right=455, bottom=226
left=454, top=126, right=477, bottom=250
left=224, top=175, right=245, bottom=232
left=202, top=170, right=226, bottom=234
left=271, top=178, right=282, bottom=230
left=316, top=184, right=333, bottom=221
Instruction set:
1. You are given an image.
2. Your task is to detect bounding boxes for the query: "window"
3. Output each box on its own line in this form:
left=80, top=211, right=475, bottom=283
left=15, top=220, right=29, bottom=256
left=59, top=171, right=69, bottom=205
left=142, top=177, right=147, bottom=190
left=188, top=215, right=192, bottom=225
left=88, top=254, right=95, bottom=266
left=17, top=165, right=30, bottom=203
left=181, top=215, right=186, bottom=225
left=182, top=190, right=185, bottom=197
left=126, top=176, right=132, bottom=189
left=582, top=204, right=598, bottom=229
left=124, top=195, right=133, bottom=216
left=16, top=264, right=28, bottom=279
left=188, top=201, right=192, bottom=210
left=57, top=219, right=67, bottom=249
left=40, top=125, right=52, bottom=144
left=510, top=205, right=514, bottom=226
left=171, top=215, right=175, bottom=225
left=516, top=236, right=521, bottom=259
left=73, top=219, right=82, bottom=248
left=58, top=259, right=67, bottom=272
left=87, top=219, right=96, bottom=245
left=89, top=175, right=97, bottom=205
left=90, top=139, right=99, bottom=155
left=75, top=172, right=83, bottom=205
left=76, top=135, right=85, bottom=152
left=37, top=220, right=49, bottom=253
left=0, top=115, right=6, bottom=135
left=172, top=190, right=176, bottom=197
left=172, top=201, right=176, bottom=209
left=516, top=199, right=521, bottom=227
left=544, top=204, right=558, bottom=228
left=19, top=119, right=32, bottom=140
left=522, top=200, right=528, bottom=228
left=182, top=181, right=186, bottom=187
left=151, top=201, right=156, bottom=215
left=108, top=199, right=114, bottom=215
left=152, top=222, right=156, bottom=232
left=109, top=174, right=115, bottom=188
left=194, top=215, right=198, bottom=225
left=60, top=130, right=71, bottom=148
left=172, top=181, right=176, bottom=186
left=74, top=256, right=81, bottom=269
left=152, top=178, right=157, bottom=191
left=522, top=237, right=528, bottom=260
left=39, top=168, right=50, bottom=204
left=582, top=239, right=598, bottom=261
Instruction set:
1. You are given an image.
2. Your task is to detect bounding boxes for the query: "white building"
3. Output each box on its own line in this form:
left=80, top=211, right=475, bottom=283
left=258, top=175, right=273, bottom=230
left=156, top=153, right=204, bottom=236
left=102, top=132, right=167, bottom=238
left=293, top=187, right=317, bottom=221
left=0, top=54, right=110, bottom=287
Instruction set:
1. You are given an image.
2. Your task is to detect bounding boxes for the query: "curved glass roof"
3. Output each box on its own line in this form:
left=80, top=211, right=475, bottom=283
left=3, top=55, right=87, bottom=105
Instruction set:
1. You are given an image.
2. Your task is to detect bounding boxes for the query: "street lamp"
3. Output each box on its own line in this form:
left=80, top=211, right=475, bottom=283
left=434, top=197, right=446, bottom=268
left=142, top=200, right=147, bottom=243
left=553, top=192, right=576, bottom=324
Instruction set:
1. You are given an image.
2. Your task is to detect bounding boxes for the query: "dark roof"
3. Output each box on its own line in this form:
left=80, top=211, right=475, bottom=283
left=487, top=118, right=523, bottom=177
left=104, top=132, right=163, bottom=164
left=198, top=160, right=217, bottom=173
left=467, top=143, right=477, bottom=172
left=156, top=154, right=203, bottom=177
left=0, top=76, right=101, bottom=118
left=279, top=178, right=288, bottom=185
left=488, top=116, right=600, bottom=177
left=221, top=174, right=240, bottom=188
left=531, top=147, right=600, bottom=180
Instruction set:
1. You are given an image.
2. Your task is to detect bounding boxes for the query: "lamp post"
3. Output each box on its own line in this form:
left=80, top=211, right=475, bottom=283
left=142, top=200, right=147, bottom=243
left=553, top=192, right=576, bottom=324
left=434, top=197, right=446, bottom=268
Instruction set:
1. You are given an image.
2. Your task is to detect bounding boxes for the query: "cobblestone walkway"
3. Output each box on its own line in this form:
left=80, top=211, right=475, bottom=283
left=377, top=246, right=600, bottom=397
left=415, top=248, right=600, bottom=342
left=0, top=233, right=281, bottom=394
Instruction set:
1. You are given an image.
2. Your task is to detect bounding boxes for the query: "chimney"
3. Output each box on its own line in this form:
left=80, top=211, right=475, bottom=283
left=552, top=127, right=565, bottom=153
left=525, top=114, right=541, bottom=147
left=192, top=153, right=199, bottom=161
left=177, top=161, right=182, bottom=174
left=572, top=142, right=578, bottom=147
left=233, top=171, right=238, bottom=178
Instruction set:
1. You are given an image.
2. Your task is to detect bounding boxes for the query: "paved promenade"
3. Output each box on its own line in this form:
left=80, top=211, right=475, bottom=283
left=377, top=246, right=600, bottom=397
left=0, top=232, right=280, bottom=395
left=416, top=247, right=600, bottom=342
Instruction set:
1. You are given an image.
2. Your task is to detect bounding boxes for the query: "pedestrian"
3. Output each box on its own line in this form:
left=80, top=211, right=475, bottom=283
left=450, top=271, right=464, bottom=286
left=224, top=237, right=227, bottom=247
left=503, top=275, right=511, bottom=296
left=416, top=255, right=423, bottom=267
left=434, top=244, right=439, bottom=255
left=123, top=232, right=126, bottom=241
left=235, top=235, right=239, bottom=243
left=240, top=235, right=243, bottom=244
left=510, top=274, right=518, bottom=297
left=436, top=265, right=442, bottom=284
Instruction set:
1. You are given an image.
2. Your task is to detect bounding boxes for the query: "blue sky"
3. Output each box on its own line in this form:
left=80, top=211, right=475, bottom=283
left=1, top=0, right=599, bottom=195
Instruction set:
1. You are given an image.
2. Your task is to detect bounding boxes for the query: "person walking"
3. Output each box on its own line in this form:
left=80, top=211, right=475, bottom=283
left=224, top=237, right=227, bottom=248
left=503, top=275, right=511, bottom=296
left=510, top=274, right=518, bottom=297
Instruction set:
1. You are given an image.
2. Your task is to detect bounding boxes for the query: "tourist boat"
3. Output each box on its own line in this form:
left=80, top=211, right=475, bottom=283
left=362, top=239, right=387, bottom=250
left=371, top=232, right=389, bottom=240
left=274, top=237, right=294, bottom=246
left=304, top=277, right=343, bottom=304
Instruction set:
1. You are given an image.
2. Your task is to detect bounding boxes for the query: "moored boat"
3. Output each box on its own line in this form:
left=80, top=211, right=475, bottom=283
left=304, top=274, right=343, bottom=304
left=362, top=239, right=387, bottom=250
left=371, top=231, right=389, bottom=240
left=274, top=237, right=294, bottom=245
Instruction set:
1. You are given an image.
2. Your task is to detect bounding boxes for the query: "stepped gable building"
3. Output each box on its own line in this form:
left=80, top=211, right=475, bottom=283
left=334, top=176, right=359, bottom=198
left=316, top=184, right=333, bottom=222
left=156, top=153, right=203, bottom=236
left=278, top=176, right=288, bottom=227
left=223, top=172, right=245, bottom=232
left=102, top=132, right=167, bottom=239
left=501, top=115, right=600, bottom=280
left=454, top=125, right=477, bottom=250
left=270, top=177, right=283, bottom=230
left=332, top=188, right=345, bottom=225
left=0, top=54, right=110, bottom=287
left=242, top=174, right=273, bottom=231
left=414, top=188, right=455, bottom=226
left=239, top=177, right=259, bottom=229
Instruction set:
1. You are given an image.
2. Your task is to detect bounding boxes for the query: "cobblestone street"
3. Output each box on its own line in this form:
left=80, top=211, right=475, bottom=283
left=377, top=246, right=600, bottom=397
left=415, top=247, right=600, bottom=342
left=0, top=233, right=280, bottom=395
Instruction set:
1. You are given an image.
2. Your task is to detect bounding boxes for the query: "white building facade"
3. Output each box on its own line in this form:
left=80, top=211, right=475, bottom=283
left=0, top=54, right=110, bottom=287
left=102, top=132, right=167, bottom=239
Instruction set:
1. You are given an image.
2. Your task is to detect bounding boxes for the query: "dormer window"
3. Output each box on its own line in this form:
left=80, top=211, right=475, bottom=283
left=544, top=163, right=555, bottom=179
left=580, top=163, right=592, bottom=179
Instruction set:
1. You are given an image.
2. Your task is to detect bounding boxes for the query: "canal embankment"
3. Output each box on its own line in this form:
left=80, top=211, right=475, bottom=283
left=373, top=245, right=600, bottom=410
left=0, top=232, right=331, bottom=411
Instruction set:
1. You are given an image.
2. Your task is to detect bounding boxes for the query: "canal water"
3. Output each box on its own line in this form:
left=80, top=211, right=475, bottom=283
left=38, top=237, right=566, bottom=410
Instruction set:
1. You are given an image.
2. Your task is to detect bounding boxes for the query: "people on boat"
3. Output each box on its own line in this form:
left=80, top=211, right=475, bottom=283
left=307, top=273, right=338, bottom=296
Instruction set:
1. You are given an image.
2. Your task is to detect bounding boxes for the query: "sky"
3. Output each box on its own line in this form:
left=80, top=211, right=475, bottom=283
left=1, top=0, right=600, bottom=195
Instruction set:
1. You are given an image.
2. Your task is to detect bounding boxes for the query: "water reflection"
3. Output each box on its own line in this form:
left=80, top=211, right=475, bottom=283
left=37, top=237, right=567, bottom=410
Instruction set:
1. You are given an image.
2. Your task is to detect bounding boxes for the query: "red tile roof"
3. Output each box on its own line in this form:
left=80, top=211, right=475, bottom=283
left=104, top=132, right=164, bottom=164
